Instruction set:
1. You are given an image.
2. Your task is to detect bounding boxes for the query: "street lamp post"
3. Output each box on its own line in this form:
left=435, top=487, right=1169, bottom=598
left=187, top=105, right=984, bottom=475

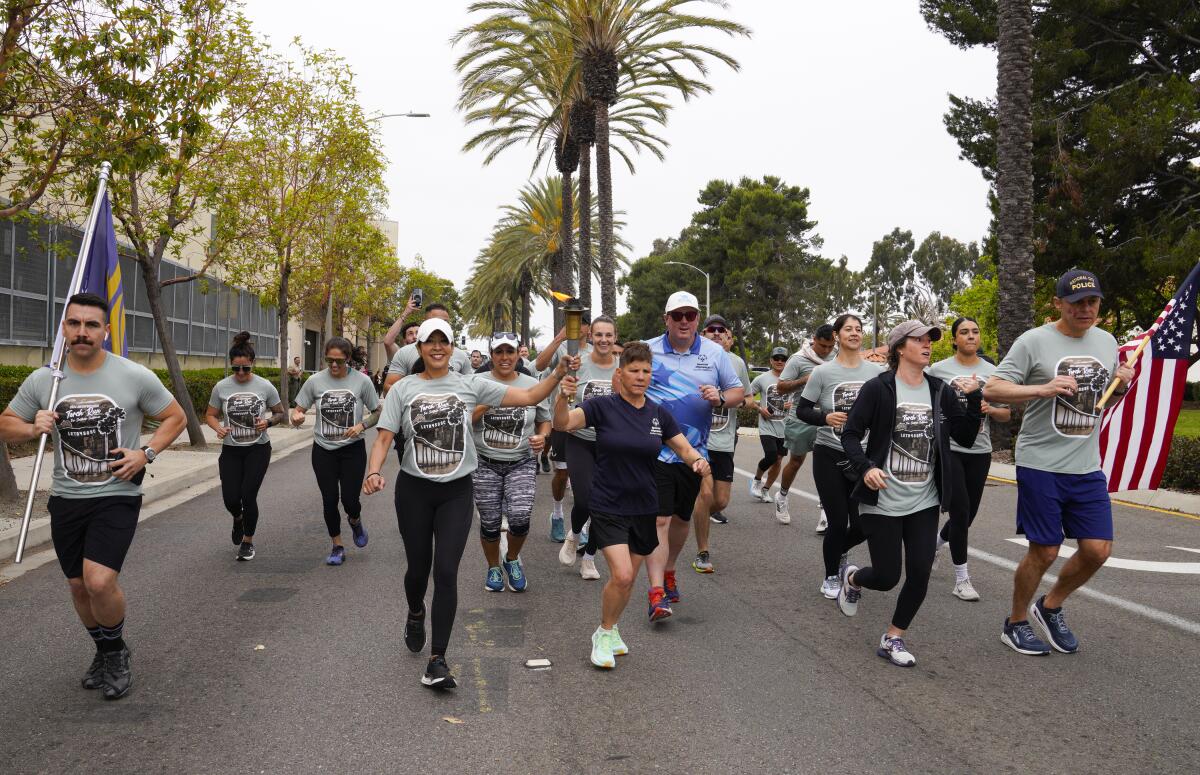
left=664, top=261, right=710, bottom=320
left=368, top=112, right=431, bottom=121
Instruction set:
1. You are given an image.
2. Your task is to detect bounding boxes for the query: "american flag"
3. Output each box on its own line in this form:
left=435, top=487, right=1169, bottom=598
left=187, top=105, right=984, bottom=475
left=1100, top=261, right=1200, bottom=492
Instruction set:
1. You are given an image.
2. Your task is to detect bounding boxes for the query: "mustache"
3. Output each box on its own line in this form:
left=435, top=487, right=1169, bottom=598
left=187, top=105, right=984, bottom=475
left=71, top=337, right=92, bottom=344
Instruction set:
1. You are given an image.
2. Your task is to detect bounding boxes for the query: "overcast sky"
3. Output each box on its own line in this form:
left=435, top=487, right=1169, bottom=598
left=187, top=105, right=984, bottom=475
left=245, top=1, right=997, bottom=345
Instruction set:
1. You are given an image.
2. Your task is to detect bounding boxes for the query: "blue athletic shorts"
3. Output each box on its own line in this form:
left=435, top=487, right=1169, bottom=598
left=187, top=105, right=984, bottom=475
left=1015, top=467, right=1113, bottom=546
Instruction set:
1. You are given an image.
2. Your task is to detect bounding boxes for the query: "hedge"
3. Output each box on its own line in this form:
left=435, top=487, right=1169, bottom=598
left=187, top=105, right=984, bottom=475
left=1161, top=436, right=1200, bottom=492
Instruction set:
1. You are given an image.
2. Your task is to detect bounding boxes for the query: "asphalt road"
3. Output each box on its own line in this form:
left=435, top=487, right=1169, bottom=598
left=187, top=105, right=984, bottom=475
left=1, top=432, right=1198, bottom=774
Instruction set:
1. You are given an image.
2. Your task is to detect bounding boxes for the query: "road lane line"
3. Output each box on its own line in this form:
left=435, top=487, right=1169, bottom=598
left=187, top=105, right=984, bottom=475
left=1006, top=537, right=1200, bottom=574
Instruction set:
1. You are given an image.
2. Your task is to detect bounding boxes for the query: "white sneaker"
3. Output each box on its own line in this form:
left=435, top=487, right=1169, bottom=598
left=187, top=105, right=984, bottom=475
left=837, top=564, right=860, bottom=617
left=558, top=533, right=579, bottom=566
left=820, top=575, right=840, bottom=599
left=877, top=634, right=916, bottom=667
left=590, top=627, right=615, bottom=669
left=749, top=479, right=763, bottom=500
left=580, top=555, right=600, bottom=580
left=815, top=508, right=828, bottom=534
left=952, top=578, right=980, bottom=601
left=774, top=492, right=791, bottom=524
left=932, top=537, right=948, bottom=570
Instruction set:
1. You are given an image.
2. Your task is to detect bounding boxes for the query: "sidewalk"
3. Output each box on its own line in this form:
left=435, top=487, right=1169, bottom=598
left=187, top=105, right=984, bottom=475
left=0, top=421, right=315, bottom=560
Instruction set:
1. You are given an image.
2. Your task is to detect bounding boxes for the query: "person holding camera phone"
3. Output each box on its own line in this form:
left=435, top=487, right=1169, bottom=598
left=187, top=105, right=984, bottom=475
left=381, top=288, right=424, bottom=360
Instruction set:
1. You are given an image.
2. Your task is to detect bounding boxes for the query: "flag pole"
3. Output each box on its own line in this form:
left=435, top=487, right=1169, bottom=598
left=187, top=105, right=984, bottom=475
left=13, top=161, right=112, bottom=563
left=1095, top=334, right=1147, bottom=412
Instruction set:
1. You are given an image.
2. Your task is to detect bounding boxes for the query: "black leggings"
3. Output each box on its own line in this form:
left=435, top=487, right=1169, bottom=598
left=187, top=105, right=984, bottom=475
left=813, top=445, right=867, bottom=577
left=311, top=440, right=366, bottom=537
left=941, top=452, right=991, bottom=565
left=566, top=435, right=597, bottom=556
left=756, top=434, right=786, bottom=475
left=853, top=506, right=939, bottom=631
left=395, top=471, right=474, bottom=657
left=218, top=443, right=271, bottom=537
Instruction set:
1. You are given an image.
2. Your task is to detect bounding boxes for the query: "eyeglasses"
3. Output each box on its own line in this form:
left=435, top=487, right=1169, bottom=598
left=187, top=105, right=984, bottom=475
left=325, top=357, right=347, bottom=365
left=669, top=310, right=698, bottom=323
left=705, top=326, right=727, bottom=334
left=231, top=365, right=253, bottom=374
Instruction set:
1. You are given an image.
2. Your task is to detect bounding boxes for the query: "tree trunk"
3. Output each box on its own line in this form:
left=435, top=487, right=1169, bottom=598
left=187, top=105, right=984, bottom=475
left=994, top=0, right=1035, bottom=451
left=140, top=258, right=206, bottom=447
left=277, top=257, right=291, bottom=407
left=595, top=103, right=616, bottom=316
left=577, top=143, right=593, bottom=314
left=554, top=173, right=575, bottom=332
left=520, top=271, right=532, bottom=347
left=0, top=443, right=19, bottom=503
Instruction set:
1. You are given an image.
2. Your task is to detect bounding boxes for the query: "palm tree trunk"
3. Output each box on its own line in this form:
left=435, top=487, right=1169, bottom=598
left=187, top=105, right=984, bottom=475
left=519, top=271, right=532, bottom=346
left=577, top=143, right=593, bottom=313
left=995, top=0, right=1035, bottom=450
left=595, top=103, right=615, bottom=315
left=555, top=172, right=575, bottom=331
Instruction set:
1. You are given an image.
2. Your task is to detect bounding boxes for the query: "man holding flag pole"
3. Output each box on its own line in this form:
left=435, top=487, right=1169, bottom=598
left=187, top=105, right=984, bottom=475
left=0, top=164, right=186, bottom=700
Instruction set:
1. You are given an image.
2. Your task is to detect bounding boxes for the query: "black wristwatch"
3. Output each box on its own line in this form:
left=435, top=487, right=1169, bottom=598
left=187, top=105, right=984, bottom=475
left=717, top=389, right=726, bottom=407
left=141, top=445, right=157, bottom=464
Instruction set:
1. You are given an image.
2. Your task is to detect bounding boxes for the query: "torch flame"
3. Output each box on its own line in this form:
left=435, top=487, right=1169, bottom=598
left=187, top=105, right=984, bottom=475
left=549, top=291, right=572, bottom=303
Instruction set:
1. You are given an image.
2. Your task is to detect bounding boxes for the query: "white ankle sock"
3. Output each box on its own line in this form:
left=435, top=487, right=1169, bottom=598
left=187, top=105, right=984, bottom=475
left=953, top=562, right=970, bottom=582
left=552, top=501, right=563, bottom=518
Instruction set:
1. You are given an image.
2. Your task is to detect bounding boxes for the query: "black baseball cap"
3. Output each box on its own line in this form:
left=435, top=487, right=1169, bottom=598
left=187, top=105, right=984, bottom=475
left=1056, top=269, right=1104, bottom=302
left=702, top=314, right=729, bottom=329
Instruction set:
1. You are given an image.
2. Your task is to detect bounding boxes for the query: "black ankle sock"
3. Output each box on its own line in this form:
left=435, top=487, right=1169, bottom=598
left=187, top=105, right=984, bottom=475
left=86, top=625, right=103, bottom=650
left=408, top=606, right=425, bottom=621
left=97, top=619, right=125, bottom=653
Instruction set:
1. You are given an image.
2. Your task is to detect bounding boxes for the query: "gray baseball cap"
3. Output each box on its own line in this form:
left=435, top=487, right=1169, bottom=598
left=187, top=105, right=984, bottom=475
left=770, top=347, right=789, bottom=359
left=886, top=320, right=942, bottom=348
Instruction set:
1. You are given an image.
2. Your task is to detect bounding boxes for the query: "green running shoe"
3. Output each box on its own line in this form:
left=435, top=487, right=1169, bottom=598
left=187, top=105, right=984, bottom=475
left=590, top=627, right=615, bottom=669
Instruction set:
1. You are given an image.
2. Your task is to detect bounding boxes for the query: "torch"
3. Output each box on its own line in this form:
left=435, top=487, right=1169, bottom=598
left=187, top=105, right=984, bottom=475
left=550, top=291, right=587, bottom=398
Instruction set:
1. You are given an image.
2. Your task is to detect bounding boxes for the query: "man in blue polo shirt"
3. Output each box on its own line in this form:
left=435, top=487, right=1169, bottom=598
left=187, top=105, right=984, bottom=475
left=643, top=291, right=745, bottom=621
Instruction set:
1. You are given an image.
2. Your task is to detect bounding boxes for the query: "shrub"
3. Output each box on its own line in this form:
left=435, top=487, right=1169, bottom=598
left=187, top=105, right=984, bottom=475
left=1187, top=382, right=1200, bottom=402
left=1160, top=436, right=1200, bottom=492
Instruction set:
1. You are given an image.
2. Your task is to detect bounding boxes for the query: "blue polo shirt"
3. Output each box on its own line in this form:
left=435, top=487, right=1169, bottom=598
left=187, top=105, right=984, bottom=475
left=644, top=332, right=742, bottom=463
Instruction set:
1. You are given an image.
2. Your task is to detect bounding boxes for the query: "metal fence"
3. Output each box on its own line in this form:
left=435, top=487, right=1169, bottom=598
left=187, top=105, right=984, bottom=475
left=0, top=215, right=278, bottom=359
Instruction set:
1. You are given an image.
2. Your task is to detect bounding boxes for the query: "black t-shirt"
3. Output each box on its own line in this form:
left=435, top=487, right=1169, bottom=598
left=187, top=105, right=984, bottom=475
left=581, top=393, right=682, bottom=516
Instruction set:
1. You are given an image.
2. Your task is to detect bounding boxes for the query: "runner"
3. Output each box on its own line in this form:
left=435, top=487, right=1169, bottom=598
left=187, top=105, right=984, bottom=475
left=469, top=350, right=485, bottom=370
left=691, top=316, right=750, bottom=573
left=291, top=336, right=381, bottom=566
left=776, top=325, right=837, bottom=533
left=559, top=315, right=619, bottom=581
left=746, top=347, right=791, bottom=522
left=643, top=291, right=744, bottom=621
left=553, top=342, right=709, bottom=668
left=795, top=314, right=885, bottom=600
left=381, top=292, right=421, bottom=359
left=0, top=293, right=186, bottom=700
left=985, top=270, right=1132, bottom=656
left=472, top=332, right=551, bottom=593
left=205, top=331, right=285, bottom=561
left=534, top=318, right=592, bottom=542
left=836, top=321, right=983, bottom=667
left=926, top=316, right=1011, bottom=600
left=363, top=318, right=574, bottom=688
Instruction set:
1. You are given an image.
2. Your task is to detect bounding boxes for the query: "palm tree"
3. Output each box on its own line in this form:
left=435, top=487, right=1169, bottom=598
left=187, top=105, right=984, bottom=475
left=548, top=0, right=749, bottom=313
left=995, top=0, right=1035, bottom=449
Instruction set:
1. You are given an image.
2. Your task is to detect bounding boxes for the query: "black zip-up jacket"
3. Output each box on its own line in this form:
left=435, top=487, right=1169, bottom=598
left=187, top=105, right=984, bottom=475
left=839, top=370, right=982, bottom=511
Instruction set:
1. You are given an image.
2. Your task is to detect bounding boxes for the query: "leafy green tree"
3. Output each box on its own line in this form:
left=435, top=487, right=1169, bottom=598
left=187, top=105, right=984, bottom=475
left=912, top=231, right=981, bottom=311
left=861, top=227, right=916, bottom=330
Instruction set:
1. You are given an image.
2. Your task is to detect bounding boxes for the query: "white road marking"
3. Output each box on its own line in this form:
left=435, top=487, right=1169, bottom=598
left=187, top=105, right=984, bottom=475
left=1006, top=538, right=1200, bottom=574
left=1167, top=546, right=1200, bottom=556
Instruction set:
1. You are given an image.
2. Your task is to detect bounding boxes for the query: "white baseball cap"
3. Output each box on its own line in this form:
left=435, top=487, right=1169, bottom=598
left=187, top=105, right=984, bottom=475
left=664, top=291, right=700, bottom=313
left=416, top=318, right=454, bottom=343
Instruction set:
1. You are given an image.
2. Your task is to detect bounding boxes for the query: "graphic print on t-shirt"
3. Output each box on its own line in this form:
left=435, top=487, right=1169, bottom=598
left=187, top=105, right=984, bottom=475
left=54, top=394, right=125, bottom=484
left=316, top=389, right=357, bottom=441
left=765, top=384, right=787, bottom=418
left=482, top=406, right=528, bottom=450
left=226, top=392, right=266, bottom=444
left=831, top=381, right=866, bottom=437
left=579, top=379, right=613, bottom=404
left=710, top=407, right=730, bottom=432
left=410, top=393, right=466, bottom=475
left=948, top=376, right=985, bottom=432
left=889, top=402, right=934, bottom=483
left=1053, top=356, right=1109, bottom=436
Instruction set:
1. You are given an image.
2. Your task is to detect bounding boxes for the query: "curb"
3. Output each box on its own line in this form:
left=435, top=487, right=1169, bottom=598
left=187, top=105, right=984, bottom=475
left=0, top=429, right=315, bottom=561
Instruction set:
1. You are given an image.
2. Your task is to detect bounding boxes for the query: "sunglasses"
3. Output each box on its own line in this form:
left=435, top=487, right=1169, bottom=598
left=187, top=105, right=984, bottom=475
left=669, top=310, right=698, bottom=323
left=771, top=356, right=786, bottom=362
left=325, top=357, right=347, bottom=365
left=705, top=326, right=727, bottom=334
left=231, top=365, right=253, bottom=374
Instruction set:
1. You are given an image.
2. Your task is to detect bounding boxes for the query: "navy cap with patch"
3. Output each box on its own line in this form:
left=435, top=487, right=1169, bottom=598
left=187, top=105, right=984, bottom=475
left=1056, top=269, right=1104, bottom=302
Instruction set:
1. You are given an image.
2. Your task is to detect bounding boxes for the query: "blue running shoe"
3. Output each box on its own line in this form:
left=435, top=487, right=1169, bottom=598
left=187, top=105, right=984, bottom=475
left=550, top=515, right=566, bottom=543
left=485, top=566, right=504, bottom=592
left=1030, top=596, right=1078, bottom=653
left=350, top=519, right=368, bottom=548
left=648, top=587, right=672, bottom=622
left=326, top=545, right=345, bottom=566
left=501, top=557, right=527, bottom=592
left=1001, top=617, right=1051, bottom=656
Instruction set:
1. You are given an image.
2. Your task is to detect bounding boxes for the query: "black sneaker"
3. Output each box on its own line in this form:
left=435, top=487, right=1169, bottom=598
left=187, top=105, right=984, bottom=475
left=404, top=608, right=426, bottom=653
left=421, top=655, right=457, bottom=689
left=231, top=517, right=244, bottom=546
left=709, top=511, right=728, bottom=524
left=539, top=454, right=550, bottom=474
left=81, top=652, right=104, bottom=690
left=237, top=542, right=255, bottom=561
left=99, top=647, right=132, bottom=700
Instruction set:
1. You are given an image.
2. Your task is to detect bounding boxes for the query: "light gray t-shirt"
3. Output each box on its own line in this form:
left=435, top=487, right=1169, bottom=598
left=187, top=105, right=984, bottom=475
left=750, top=371, right=788, bottom=438
left=294, top=369, right=380, bottom=450
left=780, top=349, right=835, bottom=417
left=861, top=378, right=940, bottom=517
left=472, top=370, right=550, bottom=462
left=8, top=354, right=175, bottom=498
left=993, top=323, right=1119, bottom=474
left=541, top=341, right=591, bottom=416
left=379, top=372, right=510, bottom=482
left=709, top=351, right=751, bottom=454
left=926, top=356, right=997, bottom=454
left=569, top=354, right=618, bottom=442
left=801, top=359, right=886, bottom=451
left=388, top=341, right=472, bottom=380
left=208, top=374, right=281, bottom=447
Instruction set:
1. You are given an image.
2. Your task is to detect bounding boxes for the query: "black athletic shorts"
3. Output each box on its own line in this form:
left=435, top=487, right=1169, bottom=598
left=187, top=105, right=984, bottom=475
left=655, top=460, right=701, bottom=521
left=549, top=429, right=569, bottom=466
left=590, top=511, right=659, bottom=556
left=709, top=450, right=735, bottom=483
left=48, top=494, right=143, bottom=578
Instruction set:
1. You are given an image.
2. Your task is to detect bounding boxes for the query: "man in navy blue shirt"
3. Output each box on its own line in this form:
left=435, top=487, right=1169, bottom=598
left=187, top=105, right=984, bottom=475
left=555, top=342, right=709, bottom=670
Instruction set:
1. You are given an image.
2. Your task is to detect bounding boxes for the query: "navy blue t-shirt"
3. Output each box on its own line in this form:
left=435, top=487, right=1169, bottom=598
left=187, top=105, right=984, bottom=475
left=581, top=393, right=682, bottom=516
